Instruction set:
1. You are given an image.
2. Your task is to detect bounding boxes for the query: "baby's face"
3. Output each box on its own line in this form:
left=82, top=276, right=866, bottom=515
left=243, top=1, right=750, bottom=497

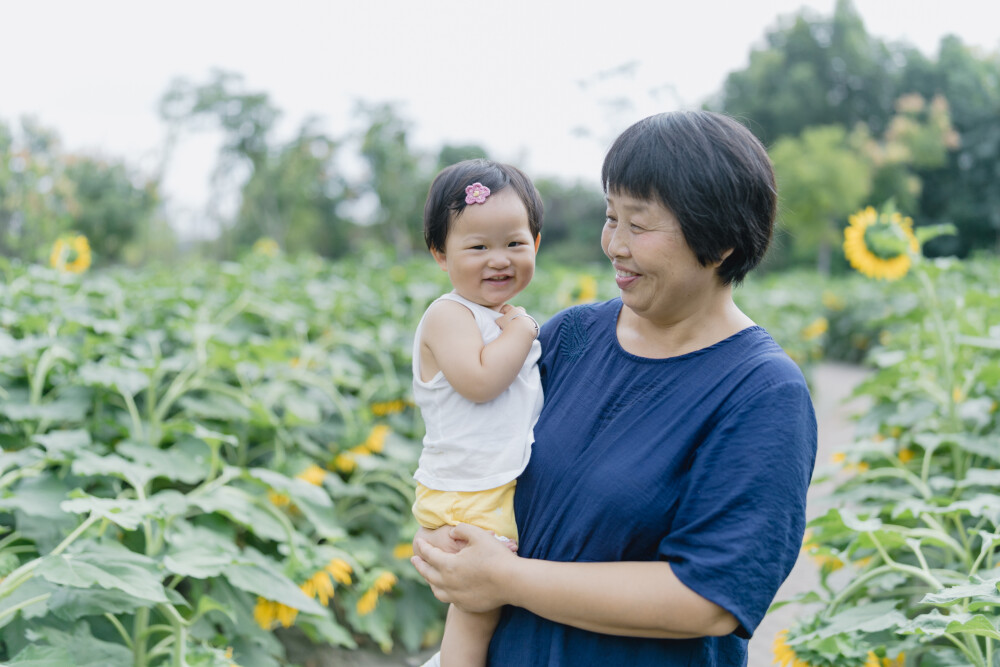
left=432, top=188, right=536, bottom=311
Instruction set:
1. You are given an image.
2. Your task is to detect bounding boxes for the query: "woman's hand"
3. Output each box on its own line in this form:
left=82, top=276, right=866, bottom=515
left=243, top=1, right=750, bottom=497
left=414, top=525, right=468, bottom=555
left=411, top=523, right=518, bottom=614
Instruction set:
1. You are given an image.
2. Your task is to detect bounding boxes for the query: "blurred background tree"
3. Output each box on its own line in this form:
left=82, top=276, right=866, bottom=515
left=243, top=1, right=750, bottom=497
left=715, top=0, right=999, bottom=260
left=1, top=118, right=166, bottom=266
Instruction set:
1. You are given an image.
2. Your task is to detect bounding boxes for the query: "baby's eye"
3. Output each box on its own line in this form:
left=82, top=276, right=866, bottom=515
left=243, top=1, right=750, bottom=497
left=471, top=245, right=487, bottom=250
left=508, top=241, right=524, bottom=247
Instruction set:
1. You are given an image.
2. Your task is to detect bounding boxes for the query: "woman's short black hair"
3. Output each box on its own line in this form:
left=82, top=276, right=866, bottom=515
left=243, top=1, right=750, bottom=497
left=424, top=159, right=544, bottom=253
left=601, top=110, right=776, bottom=285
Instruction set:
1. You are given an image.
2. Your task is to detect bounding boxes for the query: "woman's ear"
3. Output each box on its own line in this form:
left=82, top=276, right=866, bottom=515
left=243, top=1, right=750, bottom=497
left=534, top=234, right=542, bottom=253
left=431, top=248, right=448, bottom=271
left=713, top=247, right=734, bottom=267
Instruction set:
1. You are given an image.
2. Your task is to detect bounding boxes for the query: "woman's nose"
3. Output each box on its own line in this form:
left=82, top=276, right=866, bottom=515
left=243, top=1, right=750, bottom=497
left=603, top=225, right=629, bottom=258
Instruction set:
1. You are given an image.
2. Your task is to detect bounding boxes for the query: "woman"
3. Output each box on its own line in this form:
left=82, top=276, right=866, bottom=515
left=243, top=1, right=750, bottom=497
left=412, top=110, right=818, bottom=666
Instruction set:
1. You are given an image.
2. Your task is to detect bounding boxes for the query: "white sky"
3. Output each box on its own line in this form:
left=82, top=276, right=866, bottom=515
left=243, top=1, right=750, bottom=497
left=3, top=0, right=998, bottom=238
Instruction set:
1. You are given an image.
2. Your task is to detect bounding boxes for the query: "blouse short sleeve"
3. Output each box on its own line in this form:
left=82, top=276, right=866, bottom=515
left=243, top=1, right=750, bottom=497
left=657, top=377, right=817, bottom=637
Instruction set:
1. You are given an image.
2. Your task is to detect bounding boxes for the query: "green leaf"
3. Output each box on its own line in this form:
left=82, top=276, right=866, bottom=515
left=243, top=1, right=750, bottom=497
left=223, top=560, right=326, bottom=615
left=60, top=491, right=187, bottom=530
left=77, top=361, right=149, bottom=395
left=191, top=593, right=236, bottom=624
left=0, top=398, right=89, bottom=422
left=35, top=542, right=169, bottom=604
left=5, top=644, right=77, bottom=666
left=46, top=586, right=148, bottom=621
left=899, top=609, right=1000, bottom=639
left=0, top=475, right=69, bottom=520
left=31, top=429, right=91, bottom=455
left=816, top=599, right=906, bottom=638
left=163, top=546, right=235, bottom=579
left=16, top=623, right=133, bottom=666
left=116, top=437, right=210, bottom=484
left=71, top=449, right=155, bottom=489
left=178, top=393, right=252, bottom=421
left=837, top=508, right=883, bottom=532
left=0, top=578, right=54, bottom=629
left=188, top=486, right=287, bottom=541
left=921, top=581, right=1000, bottom=608
left=246, top=467, right=332, bottom=507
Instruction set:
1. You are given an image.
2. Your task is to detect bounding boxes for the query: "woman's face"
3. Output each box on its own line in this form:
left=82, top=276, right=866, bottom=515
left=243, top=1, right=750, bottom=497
left=602, top=192, right=723, bottom=326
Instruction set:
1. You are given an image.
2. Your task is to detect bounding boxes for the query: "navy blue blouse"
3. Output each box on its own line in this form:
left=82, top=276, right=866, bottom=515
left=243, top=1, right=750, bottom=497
left=487, top=299, right=817, bottom=666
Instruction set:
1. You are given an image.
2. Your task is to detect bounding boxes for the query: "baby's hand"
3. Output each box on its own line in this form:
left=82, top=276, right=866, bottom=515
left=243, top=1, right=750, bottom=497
left=496, top=304, right=538, bottom=339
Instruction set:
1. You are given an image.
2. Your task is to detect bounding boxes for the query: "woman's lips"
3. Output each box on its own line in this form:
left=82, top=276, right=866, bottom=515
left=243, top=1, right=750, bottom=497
left=615, top=268, right=639, bottom=289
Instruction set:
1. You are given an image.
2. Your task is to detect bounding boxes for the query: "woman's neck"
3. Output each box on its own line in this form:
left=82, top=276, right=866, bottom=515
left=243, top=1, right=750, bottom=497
left=615, top=293, right=753, bottom=359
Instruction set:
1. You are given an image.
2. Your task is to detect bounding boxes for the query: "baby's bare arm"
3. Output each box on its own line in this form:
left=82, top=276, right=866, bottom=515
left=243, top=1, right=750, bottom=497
left=421, top=301, right=536, bottom=403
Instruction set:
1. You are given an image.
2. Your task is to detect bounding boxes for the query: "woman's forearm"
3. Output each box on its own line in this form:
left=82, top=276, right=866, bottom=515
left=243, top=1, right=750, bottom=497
left=499, top=557, right=738, bottom=639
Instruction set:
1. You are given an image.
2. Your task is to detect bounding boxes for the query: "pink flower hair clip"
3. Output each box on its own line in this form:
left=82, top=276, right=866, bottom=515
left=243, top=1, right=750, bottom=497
left=465, top=182, right=491, bottom=205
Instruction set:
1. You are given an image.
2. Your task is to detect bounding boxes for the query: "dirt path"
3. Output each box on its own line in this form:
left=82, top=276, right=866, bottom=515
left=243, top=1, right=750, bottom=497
left=295, top=362, right=871, bottom=667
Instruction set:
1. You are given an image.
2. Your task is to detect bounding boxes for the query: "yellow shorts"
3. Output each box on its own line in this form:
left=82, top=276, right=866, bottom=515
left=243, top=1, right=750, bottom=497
left=412, top=480, right=518, bottom=542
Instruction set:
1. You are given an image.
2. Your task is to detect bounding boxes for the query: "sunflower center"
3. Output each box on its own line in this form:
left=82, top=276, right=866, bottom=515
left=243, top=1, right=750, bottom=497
left=863, top=222, right=910, bottom=260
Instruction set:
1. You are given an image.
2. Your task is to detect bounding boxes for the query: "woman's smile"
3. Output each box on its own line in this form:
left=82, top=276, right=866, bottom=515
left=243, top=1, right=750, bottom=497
left=614, top=265, right=640, bottom=289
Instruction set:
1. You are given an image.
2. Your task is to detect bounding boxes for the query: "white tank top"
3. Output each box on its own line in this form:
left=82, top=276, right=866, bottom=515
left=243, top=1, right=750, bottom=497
left=411, top=292, right=543, bottom=492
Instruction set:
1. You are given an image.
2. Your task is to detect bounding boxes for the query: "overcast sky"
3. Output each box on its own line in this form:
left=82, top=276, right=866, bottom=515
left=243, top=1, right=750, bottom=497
left=3, top=0, right=998, bottom=237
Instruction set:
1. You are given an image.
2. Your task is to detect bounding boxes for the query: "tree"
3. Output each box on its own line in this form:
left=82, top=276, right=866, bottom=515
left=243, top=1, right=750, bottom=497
left=160, top=71, right=353, bottom=258
left=0, top=118, right=74, bottom=261
left=769, top=125, right=872, bottom=273
left=902, top=37, right=1000, bottom=254
left=355, top=102, right=430, bottom=257
left=64, top=156, right=160, bottom=264
left=534, top=178, right=607, bottom=266
left=716, top=0, right=899, bottom=144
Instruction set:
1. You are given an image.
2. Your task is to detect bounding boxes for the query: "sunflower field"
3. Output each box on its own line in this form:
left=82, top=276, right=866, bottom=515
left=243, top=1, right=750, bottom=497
left=1, top=212, right=999, bottom=666
left=768, top=209, right=1000, bottom=667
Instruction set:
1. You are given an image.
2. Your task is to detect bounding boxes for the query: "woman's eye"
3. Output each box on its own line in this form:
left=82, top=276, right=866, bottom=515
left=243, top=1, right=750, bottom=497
left=630, top=223, right=644, bottom=231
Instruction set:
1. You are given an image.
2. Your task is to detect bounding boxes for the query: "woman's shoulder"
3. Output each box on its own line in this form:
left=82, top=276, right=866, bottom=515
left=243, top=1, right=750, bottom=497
left=716, top=325, right=810, bottom=391
left=540, top=299, right=619, bottom=357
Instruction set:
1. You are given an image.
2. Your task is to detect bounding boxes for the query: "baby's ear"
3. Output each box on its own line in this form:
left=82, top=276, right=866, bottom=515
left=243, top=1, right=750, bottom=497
left=534, top=234, right=541, bottom=253
left=431, top=248, right=447, bottom=270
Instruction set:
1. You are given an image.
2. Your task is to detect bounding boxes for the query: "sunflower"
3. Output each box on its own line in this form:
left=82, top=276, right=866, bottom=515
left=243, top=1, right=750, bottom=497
left=773, top=629, right=813, bottom=667
left=573, top=275, right=598, bottom=304
left=49, top=234, right=92, bottom=273
left=252, top=237, right=280, bottom=257
left=334, top=425, right=392, bottom=472
left=370, top=398, right=411, bottom=416
left=296, top=463, right=327, bottom=486
left=325, top=558, right=353, bottom=585
left=843, top=206, right=919, bottom=281
left=356, top=571, right=397, bottom=616
left=301, top=568, right=336, bottom=606
left=252, top=597, right=298, bottom=629
left=865, top=651, right=906, bottom=667
left=801, top=317, right=829, bottom=341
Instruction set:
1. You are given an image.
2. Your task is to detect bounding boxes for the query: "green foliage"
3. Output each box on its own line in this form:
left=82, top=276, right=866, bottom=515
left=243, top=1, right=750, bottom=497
left=717, top=0, right=899, bottom=143
left=63, top=157, right=160, bottom=264
left=0, top=250, right=621, bottom=665
left=770, top=256, right=1000, bottom=666
left=534, top=178, right=608, bottom=266
left=356, top=102, right=431, bottom=257
left=770, top=125, right=872, bottom=272
left=0, top=117, right=165, bottom=266
left=715, top=0, right=1000, bottom=257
